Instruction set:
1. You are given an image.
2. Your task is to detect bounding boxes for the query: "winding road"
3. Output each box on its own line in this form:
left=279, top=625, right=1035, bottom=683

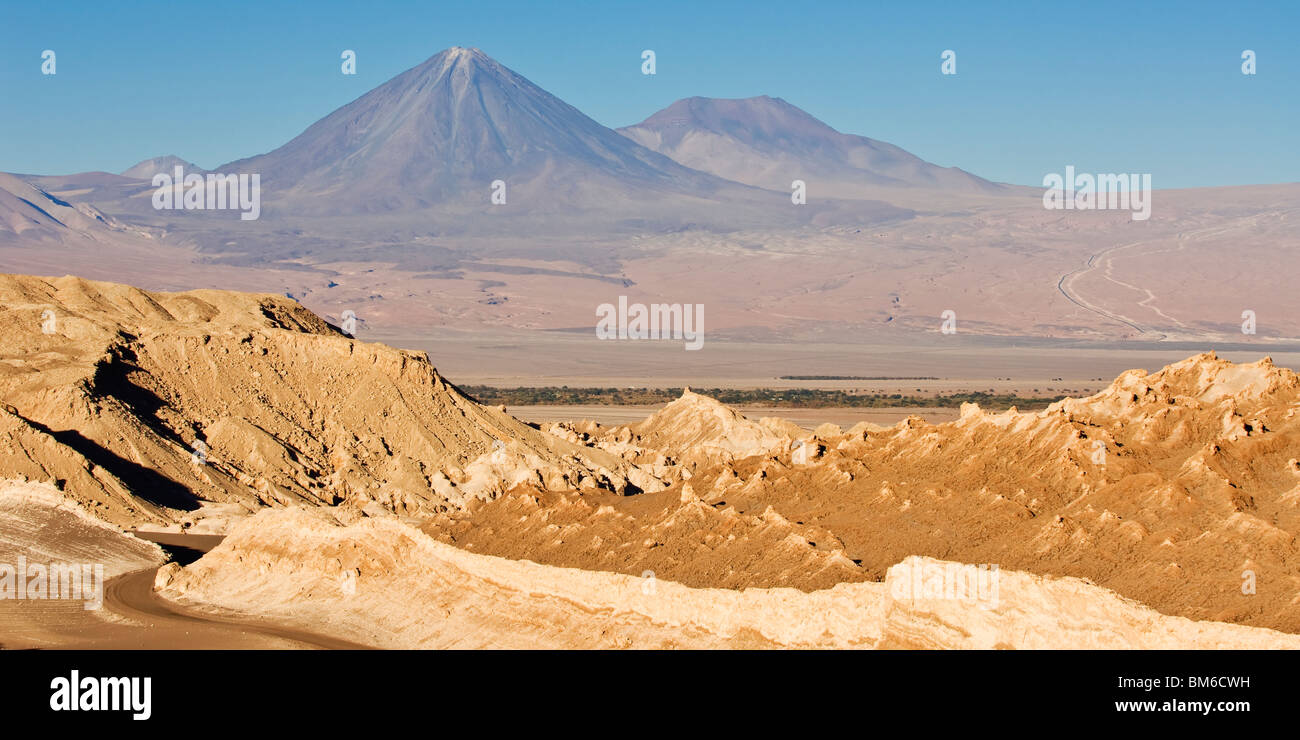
left=2, top=532, right=368, bottom=650
left=100, top=567, right=370, bottom=649
left=1055, top=222, right=1252, bottom=338
left=1056, top=238, right=1154, bottom=335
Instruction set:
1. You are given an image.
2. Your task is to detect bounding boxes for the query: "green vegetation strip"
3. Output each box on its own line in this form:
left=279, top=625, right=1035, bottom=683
left=778, top=375, right=939, bottom=381
left=462, top=386, right=1070, bottom=410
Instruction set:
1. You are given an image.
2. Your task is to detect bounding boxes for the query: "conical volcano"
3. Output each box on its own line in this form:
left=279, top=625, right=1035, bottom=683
left=222, top=47, right=745, bottom=216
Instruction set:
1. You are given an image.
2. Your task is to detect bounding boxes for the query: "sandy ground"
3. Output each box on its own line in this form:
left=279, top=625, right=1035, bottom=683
left=387, top=328, right=1300, bottom=392
left=0, top=482, right=366, bottom=649
left=0, top=568, right=367, bottom=650
left=508, top=404, right=959, bottom=428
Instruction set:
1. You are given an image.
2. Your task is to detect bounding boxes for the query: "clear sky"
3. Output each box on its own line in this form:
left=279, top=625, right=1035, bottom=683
left=1, top=0, right=1295, bottom=188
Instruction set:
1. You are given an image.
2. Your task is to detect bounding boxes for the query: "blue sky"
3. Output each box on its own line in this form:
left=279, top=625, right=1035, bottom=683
left=1, top=0, right=1295, bottom=188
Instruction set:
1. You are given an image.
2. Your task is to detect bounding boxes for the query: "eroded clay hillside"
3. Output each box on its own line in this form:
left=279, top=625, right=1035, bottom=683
left=451, top=354, right=1300, bottom=631
left=0, top=274, right=638, bottom=528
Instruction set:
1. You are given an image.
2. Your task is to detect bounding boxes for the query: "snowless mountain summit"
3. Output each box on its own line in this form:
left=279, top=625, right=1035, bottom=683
left=619, top=95, right=1005, bottom=195
left=120, top=155, right=202, bottom=180
left=219, top=47, right=750, bottom=216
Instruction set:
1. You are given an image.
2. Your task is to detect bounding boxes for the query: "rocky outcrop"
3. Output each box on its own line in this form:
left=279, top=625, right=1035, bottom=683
left=587, top=389, right=799, bottom=471
left=0, top=274, right=642, bottom=528
left=670, top=352, right=1300, bottom=632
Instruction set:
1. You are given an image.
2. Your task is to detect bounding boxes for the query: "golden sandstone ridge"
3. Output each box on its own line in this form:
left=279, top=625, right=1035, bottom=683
left=155, top=507, right=1300, bottom=649
left=3, top=273, right=1300, bottom=648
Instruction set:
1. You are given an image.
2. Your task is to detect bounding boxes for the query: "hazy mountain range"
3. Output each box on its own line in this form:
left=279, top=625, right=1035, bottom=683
left=2, top=46, right=1293, bottom=350
left=0, top=47, right=1000, bottom=238
left=119, top=155, right=203, bottom=180
left=0, top=171, right=150, bottom=243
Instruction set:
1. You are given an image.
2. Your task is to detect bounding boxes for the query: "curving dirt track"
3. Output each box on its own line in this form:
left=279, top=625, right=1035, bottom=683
left=1, top=564, right=366, bottom=645
left=1057, top=238, right=1153, bottom=335
left=0, top=567, right=368, bottom=650
left=102, top=568, right=371, bottom=649
left=1055, top=221, right=1257, bottom=338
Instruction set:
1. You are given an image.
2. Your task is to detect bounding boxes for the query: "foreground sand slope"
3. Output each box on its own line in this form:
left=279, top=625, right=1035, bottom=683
left=0, top=479, right=168, bottom=648
left=156, top=507, right=1300, bottom=649
left=879, top=558, right=1298, bottom=649
left=158, top=507, right=886, bottom=648
left=0, top=479, right=164, bottom=574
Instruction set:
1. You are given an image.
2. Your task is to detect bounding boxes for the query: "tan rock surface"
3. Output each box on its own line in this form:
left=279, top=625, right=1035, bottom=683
left=601, top=354, right=1300, bottom=632
left=0, top=273, right=641, bottom=528
left=3, top=272, right=1299, bottom=647
left=156, top=507, right=886, bottom=649
left=156, top=508, right=1300, bottom=649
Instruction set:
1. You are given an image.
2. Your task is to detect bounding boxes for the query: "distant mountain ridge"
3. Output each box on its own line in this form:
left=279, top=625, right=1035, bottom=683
left=121, top=156, right=203, bottom=180
left=618, top=96, right=1004, bottom=196
left=0, top=172, right=145, bottom=241
left=6, top=48, right=950, bottom=235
